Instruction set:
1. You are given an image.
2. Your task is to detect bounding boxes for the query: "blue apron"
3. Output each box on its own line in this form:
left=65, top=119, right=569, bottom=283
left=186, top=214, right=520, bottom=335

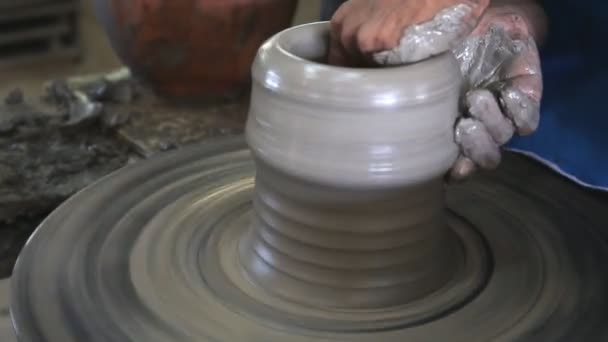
left=321, top=0, right=607, bottom=190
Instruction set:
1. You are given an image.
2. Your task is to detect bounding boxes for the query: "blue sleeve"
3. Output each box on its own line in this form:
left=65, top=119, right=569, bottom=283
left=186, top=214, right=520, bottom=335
left=508, top=0, right=608, bottom=189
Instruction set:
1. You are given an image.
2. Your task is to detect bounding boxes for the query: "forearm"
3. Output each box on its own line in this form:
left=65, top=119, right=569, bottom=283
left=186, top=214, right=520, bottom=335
left=488, top=0, right=548, bottom=44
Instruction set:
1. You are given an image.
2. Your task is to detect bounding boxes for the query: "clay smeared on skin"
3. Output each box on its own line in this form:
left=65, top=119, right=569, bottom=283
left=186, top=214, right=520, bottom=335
left=465, top=89, right=514, bottom=145
left=451, top=11, right=542, bottom=177
left=374, top=4, right=477, bottom=65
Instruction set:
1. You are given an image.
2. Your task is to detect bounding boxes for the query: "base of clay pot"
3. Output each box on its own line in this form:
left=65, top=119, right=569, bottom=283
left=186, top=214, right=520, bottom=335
left=11, top=137, right=608, bottom=341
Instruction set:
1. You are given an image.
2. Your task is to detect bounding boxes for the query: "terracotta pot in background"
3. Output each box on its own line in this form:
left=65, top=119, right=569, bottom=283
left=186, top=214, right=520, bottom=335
left=93, top=0, right=298, bottom=100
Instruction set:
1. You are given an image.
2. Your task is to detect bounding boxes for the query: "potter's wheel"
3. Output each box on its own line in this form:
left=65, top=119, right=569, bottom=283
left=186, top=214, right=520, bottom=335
left=10, top=136, right=608, bottom=341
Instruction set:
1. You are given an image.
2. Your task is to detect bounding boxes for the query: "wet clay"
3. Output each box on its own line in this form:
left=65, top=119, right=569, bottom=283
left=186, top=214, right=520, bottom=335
left=0, top=89, right=133, bottom=278
left=242, top=22, right=465, bottom=309
left=10, top=137, right=608, bottom=341
left=10, top=23, right=608, bottom=341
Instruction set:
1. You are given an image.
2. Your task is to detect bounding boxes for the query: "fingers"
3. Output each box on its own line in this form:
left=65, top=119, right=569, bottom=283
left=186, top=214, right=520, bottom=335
left=450, top=80, right=540, bottom=180
left=328, top=27, right=355, bottom=66
left=327, top=40, right=349, bottom=66
left=338, top=9, right=367, bottom=57
left=453, top=84, right=538, bottom=178
left=450, top=19, right=542, bottom=180
left=502, top=38, right=541, bottom=81
left=328, top=12, right=367, bottom=66
left=449, top=156, right=477, bottom=181
left=499, top=38, right=542, bottom=135
left=465, top=89, right=514, bottom=145
left=450, top=68, right=541, bottom=180
left=328, top=1, right=384, bottom=66
left=373, top=3, right=478, bottom=65
left=455, top=117, right=501, bottom=170
left=500, top=81, right=540, bottom=135
left=331, top=2, right=405, bottom=64
left=357, top=14, right=401, bottom=53
left=330, top=0, right=488, bottom=66
left=450, top=90, right=512, bottom=181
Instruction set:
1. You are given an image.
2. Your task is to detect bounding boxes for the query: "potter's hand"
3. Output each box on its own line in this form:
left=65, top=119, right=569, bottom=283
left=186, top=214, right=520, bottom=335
left=328, top=0, right=490, bottom=66
left=450, top=5, right=543, bottom=180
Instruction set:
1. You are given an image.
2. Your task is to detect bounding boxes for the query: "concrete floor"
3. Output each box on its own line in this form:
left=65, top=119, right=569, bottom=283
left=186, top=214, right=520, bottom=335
left=0, top=0, right=321, bottom=98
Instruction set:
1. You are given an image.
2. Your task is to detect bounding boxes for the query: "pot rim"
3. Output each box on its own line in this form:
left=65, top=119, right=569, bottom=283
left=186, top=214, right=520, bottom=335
left=277, top=22, right=449, bottom=71
left=252, top=21, right=463, bottom=108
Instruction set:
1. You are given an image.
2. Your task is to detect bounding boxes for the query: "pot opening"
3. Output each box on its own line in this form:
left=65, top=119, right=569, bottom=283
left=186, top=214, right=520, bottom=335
left=279, top=26, right=331, bottom=65
left=278, top=22, right=395, bottom=69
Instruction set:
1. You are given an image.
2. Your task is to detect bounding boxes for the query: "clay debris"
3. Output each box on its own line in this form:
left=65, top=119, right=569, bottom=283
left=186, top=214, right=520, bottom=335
left=0, top=81, right=136, bottom=277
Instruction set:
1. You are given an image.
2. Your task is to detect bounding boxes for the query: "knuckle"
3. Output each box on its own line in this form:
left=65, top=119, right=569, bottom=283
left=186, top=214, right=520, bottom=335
left=356, top=28, right=375, bottom=52
left=500, top=87, right=540, bottom=135
left=466, top=89, right=495, bottom=109
left=331, top=2, right=350, bottom=22
left=376, top=29, right=399, bottom=50
left=455, top=118, right=482, bottom=142
left=340, top=29, right=353, bottom=46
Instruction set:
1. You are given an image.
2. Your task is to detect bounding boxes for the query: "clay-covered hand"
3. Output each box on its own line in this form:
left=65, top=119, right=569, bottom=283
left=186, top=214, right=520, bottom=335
left=449, top=6, right=542, bottom=180
left=329, top=0, right=542, bottom=180
left=328, top=0, right=490, bottom=66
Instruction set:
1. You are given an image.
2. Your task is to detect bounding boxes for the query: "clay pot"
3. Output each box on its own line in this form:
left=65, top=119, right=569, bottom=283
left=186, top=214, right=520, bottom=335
left=243, top=22, right=465, bottom=308
left=246, top=22, right=462, bottom=188
left=93, top=0, right=298, bottom=100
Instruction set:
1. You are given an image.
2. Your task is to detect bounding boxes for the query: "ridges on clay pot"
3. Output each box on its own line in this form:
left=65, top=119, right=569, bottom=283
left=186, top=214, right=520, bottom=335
left=242, top=22, right=465, bottom=309
left=93, top=0, right=298, bottom=100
